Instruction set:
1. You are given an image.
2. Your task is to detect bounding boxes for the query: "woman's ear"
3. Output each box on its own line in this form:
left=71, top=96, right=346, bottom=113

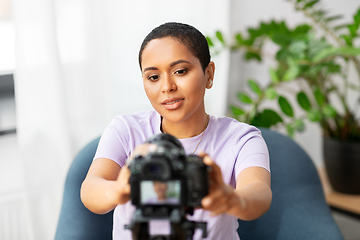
left=205, top=61, right=215, bottom=89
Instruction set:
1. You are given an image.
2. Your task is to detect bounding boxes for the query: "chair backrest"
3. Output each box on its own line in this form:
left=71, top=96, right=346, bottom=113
left=55, top=129, right=343, bottom=240
left=55, top=137, right=113, bottom=240
left=237, top=128, right=343, bottom=239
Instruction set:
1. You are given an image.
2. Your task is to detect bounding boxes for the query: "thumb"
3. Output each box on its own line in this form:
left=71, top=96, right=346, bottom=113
left=198, top=151, right=223, bottom=184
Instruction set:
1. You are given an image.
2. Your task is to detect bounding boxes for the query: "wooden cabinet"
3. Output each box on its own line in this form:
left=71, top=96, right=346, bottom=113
left=318, top=168, right=360, bottom=216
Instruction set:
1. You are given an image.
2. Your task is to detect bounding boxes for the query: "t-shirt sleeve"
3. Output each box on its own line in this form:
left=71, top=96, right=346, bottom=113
left=93, top=118, right=128, bottom=167
left=234, top=128, right=270, bottom=178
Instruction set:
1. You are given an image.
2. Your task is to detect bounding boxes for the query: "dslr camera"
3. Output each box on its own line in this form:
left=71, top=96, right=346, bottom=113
left=125, top=133, right=210, bottom=240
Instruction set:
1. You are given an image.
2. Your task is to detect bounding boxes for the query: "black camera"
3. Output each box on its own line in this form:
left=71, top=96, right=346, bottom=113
left=125, top=133, right=209, bottom=240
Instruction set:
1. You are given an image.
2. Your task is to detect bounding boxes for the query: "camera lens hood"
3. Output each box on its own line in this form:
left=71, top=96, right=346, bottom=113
left=145, top=133, right=184, bottom=151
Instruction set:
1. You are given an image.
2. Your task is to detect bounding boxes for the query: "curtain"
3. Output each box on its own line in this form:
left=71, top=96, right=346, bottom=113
left=12, top=0, right=230, bottom=239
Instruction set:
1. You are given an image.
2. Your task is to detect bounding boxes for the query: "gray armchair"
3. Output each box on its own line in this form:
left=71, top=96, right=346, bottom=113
left=55, top=128, right=344, bottom=240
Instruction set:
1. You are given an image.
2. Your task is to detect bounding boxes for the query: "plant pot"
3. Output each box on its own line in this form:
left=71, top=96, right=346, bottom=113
left=323, top=136, right=360, bottom=194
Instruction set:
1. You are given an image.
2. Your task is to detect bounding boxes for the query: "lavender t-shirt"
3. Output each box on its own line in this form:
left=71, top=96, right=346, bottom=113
left=94, top=110, right=270, bottom=240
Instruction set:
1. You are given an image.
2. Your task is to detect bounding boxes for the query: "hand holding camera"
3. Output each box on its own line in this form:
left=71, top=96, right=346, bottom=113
left=115, top=143, right=158, bottom=205
left=125, top=133, right=211, bottom=240
left=199, top=152, right=245, bottom=217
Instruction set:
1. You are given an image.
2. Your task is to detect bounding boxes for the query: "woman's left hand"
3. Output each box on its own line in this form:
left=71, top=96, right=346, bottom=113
left=199, top=152, right=245, bottom=217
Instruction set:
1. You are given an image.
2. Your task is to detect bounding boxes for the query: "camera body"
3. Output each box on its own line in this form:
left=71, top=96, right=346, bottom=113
left=128, top=133, right=209, bottom=215
left=126, top=133, right=209, bottom=239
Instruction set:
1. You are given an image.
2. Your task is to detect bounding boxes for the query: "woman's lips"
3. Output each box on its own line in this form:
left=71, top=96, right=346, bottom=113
left=162, top=98, right=184, bottom=110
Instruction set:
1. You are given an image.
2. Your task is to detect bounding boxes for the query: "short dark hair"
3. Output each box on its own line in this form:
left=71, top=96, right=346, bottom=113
left=138, top=22, right=211, bottom=72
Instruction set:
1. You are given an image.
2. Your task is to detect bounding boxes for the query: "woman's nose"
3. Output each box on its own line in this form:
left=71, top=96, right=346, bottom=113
left=161, top=74, right=177, bottom=93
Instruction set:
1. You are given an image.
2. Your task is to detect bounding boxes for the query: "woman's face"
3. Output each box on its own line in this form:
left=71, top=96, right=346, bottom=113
left=153, top=181, right=168, bottom=200
left=141, top=37, right=214, bottom=124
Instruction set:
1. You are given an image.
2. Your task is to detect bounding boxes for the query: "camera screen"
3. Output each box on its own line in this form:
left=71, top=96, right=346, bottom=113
left=140, top=180, right=181, bottom=205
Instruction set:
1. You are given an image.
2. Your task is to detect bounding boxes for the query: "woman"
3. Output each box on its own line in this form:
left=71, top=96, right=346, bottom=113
left=81, top=22, right=272, bottom=239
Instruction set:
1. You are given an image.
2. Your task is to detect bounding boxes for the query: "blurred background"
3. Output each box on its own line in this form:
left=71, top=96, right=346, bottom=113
left=0, top=0, right=359, bottom=239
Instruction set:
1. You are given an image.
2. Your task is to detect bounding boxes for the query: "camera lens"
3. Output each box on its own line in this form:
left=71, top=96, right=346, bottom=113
left=149, top=163, right=163, bottom=173
left=143, top=160, right=170, bottom=179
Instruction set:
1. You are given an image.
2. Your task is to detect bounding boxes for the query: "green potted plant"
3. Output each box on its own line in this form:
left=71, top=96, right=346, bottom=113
left=207, top=0, right=360, bottom=194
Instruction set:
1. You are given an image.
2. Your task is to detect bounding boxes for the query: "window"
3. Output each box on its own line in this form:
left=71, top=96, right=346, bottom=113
left=0, top=0, right=16, bottom=134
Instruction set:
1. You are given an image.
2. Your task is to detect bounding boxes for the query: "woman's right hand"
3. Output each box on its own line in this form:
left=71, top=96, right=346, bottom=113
left=115, top=143, right=158, bottom=204
left=81, top=143, right=158, bottom=214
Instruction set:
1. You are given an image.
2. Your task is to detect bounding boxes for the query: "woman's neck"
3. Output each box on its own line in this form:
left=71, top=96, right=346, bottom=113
left=161, top=112, right=209, bottom=139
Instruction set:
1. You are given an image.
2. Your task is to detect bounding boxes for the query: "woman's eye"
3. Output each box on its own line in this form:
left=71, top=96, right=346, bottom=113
left=148, top=75, right=159, bottom=81
left=175, top=69, right=187, bottom=75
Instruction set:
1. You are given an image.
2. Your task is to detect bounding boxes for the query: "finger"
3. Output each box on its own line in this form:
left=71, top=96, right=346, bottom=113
left=204, top=160, right=224, bottom=185
left=201, top=191, right=223, bottom=209
left=197, top=151, right=208, bottom=158
left=119, top=180, right=131, bottom=195
left=202, top=185, right=231, bottom=208
left=127, top=143, right=157, bottom=164
left=197, top=151, right=215, bottom=166
left=197, top=153, right=220, bottom=177
left=203, top=189, right=240, bottom=216
left=118, top=183, right=131, bottom=203
left=119, top=164, right=131, bottom=180
left=208, top=195, right=230, bottom=216
left=202, top=195, right=229, bottom=216
left=117, top=168, right=131, bottom=192
left=196, top=152, right=222, bottom=185
left=116, top=169, right=132, bottom=203
left=122, top=182, right=131, bottom=194
left=131, top=143, right=157, bottom=158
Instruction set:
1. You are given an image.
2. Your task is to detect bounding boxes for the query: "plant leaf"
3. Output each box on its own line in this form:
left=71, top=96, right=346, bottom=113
left=230, top=105, right=245, bottom=116
left=294, top=118, right=305, bottom=132
left=278, top=96, right=294, bottom=117
left=265, top=87, right=277, bottom=100
left=293, top=24, right=311, bottom=35
left=250, top=109, right=283, bottom=128
left=237, top=92, right=253, bottom=104
left=245, top=52, right=261, bottom=61
left=341, top=34, right=353, bottom=46
left=304, top=0, right=319, bottom=9
left=216, top=31, right=225, bottom=45
left=333, top=24, right=349, bottom=32
left=348, top=24, right=358, bottom=38
left=272, top=33, right=292, bottom=47
left=248, top=79, right=262, bottom=96
left=263, top=109, right=283, bottom=125
left=269, top=67, right=280, bottom=83
left=297, top=91, right=312, bottom=111
left=286, top=124, right=295, bottom=138
left=338, top=47, right=360, bottom=56
left=354, top=9, right=360, bottom=25
left=307, top=36, right=331, bottom=60
left=324, top=61, right=341, bottom=73
left=289, top=40, right=307, bottom=59
left=307, top=109, right=321, bottom=121
left=312, top=47, right=338, bottom=62
left=324, top=15, right=343, bottom=23
left=235, top=33, right=244, bottom=45
left=314, top=88, right=325, bottom=106
left=322, top=105, right=337, bottom=118
left=313, top=10, right=327, bottom=18
left=248, top=28, right=262, bottom=38
left=283, top=59, right=300, bottom=81
left=206, top=37, right=214, bottom=47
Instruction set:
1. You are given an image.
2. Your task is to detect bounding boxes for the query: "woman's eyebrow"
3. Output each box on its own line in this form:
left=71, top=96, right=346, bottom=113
left=143, top=67, right=158, bottom=73
left=142, top=60, right=191, bottom=74
left=169, top=59, right=191, bottom=67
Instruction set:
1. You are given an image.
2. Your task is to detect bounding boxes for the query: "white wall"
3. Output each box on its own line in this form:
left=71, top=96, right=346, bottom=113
left=227, top=0, right=360, bottom=167
left=9, top=0, right=359, bottom=238
left=57, top=0, right=231, bottom=151
left=12, top=1, right=231, bottom=239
